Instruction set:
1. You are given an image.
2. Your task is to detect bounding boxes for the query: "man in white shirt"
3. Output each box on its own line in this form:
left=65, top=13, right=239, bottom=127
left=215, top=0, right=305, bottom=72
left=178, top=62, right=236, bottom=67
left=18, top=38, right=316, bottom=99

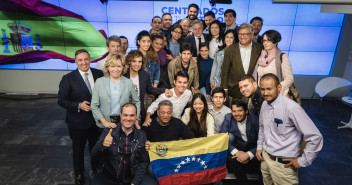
left=95, top=35, right=121, bottom=72
left=143, top=71, right=192, bottom=126
left=184, top=20, right=208, bottom=58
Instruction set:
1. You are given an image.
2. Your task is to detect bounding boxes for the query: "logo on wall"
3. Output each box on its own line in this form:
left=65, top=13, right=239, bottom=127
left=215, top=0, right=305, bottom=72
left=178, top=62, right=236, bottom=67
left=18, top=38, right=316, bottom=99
left=1, top=21, right=42, bottom=54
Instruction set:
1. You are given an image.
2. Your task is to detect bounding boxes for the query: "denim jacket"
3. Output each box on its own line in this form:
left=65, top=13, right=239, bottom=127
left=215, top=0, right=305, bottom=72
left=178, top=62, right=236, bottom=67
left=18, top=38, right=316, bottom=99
left=145, top=60, right=160, bottom=85
left=210, top=50, right=224, bottom=87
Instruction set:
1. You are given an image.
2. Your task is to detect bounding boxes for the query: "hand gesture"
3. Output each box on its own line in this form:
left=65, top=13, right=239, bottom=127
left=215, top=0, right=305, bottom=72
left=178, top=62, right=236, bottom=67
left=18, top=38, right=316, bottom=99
left=165, top=89, right=173, bottom=98
left=210, top=83, right=215, bottom=90
left=256, top=149, right=264, bottom=161
left=103, top=129, right=113, bottom=147
left=283, top=158, right=301, bottom=171
left=235, top=151, right=250, bottom=163
left=102, top=121, right=117, bottom=129
left=143, top=117, right=152, bottom=127
left=80, top=101, right=91, bottom=112
left=145, top=141, right=150, bottom=151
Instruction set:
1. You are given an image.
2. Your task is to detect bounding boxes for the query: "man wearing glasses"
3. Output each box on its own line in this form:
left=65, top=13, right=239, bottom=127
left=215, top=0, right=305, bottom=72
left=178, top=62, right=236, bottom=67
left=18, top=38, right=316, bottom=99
left=221, top=23, right=263, bottom=104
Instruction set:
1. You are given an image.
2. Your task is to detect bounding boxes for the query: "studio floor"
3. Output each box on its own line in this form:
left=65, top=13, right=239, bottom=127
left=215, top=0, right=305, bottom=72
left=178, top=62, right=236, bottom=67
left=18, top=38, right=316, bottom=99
left=0, top=94, right=351, bottom=185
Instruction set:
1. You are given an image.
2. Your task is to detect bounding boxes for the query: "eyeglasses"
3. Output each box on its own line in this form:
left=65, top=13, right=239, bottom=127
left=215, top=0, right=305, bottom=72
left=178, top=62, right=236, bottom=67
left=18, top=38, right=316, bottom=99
left=238, top=33, right=251, bottom=37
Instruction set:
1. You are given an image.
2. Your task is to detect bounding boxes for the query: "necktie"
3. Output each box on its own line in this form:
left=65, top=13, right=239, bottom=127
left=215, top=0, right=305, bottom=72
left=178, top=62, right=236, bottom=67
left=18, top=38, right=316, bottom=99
left=197, top=37, right=202, bottom=55
left=84, top=73, right=92, bottom=94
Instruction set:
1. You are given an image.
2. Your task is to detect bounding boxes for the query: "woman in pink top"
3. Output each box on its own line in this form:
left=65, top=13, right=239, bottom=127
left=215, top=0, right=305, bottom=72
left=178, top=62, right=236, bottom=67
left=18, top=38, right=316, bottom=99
left=252, top=30, right=293, bottom=96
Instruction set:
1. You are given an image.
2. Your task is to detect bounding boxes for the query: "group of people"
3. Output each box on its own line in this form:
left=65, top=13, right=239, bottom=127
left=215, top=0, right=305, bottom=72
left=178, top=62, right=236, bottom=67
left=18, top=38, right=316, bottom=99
left=58, top=3, right=323, bottom=185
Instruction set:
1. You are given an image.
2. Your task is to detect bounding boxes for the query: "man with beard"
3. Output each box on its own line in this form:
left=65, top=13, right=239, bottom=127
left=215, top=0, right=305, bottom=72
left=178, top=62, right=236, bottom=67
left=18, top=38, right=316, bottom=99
left=250, top=17, right=263, bottom=44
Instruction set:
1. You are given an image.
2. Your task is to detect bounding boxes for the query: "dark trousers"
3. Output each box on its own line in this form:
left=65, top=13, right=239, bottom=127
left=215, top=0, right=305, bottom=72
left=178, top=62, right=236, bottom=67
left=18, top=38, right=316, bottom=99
left=227, top=154, right=262, bottom=185
left=90, top=173, right=130, bottom=185
left=69, top=124, right=100, bottom=176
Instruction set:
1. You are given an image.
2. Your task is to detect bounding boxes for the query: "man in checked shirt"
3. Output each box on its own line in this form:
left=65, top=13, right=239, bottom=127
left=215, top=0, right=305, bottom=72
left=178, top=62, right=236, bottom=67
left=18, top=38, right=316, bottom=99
left=256, top=73, right=323, bottom=185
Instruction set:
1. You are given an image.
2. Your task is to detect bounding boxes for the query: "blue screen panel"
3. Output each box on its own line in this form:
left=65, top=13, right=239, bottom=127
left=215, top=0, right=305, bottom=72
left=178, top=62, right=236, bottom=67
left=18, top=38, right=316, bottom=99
left=295, top=4, right=344, bottom=26
left=248, top=0, right=297, bottom=26
left=108, top=23, right=151, bottom=48
left=0, top=64, right=25, bottom=69
left=290, top=26, right=341, bottom=52
left=289, top=51, right=334, bottom=75
left=260, top=26, right=293, bottom=51
left=58, top=0, right=107, bottom=22
left=107, top=1, right=154, bottom=23
left=24, top=59, right=68, bottom=70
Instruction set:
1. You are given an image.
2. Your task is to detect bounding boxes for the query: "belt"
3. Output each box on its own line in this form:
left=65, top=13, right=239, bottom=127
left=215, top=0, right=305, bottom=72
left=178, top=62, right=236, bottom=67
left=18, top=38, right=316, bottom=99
left=110, top=115, right=120, bottom=123
left=266, top=152, right=290, bottom=164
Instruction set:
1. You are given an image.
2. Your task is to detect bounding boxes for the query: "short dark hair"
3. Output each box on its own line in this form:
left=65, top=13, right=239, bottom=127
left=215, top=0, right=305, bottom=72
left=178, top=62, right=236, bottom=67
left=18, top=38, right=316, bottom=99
left=151, top=16, right=162, bottom=23
left=239, top=75, right=255, bottom=83
left=231, top=100, right=248, bottom=112
left=162, top=13, right=171, bottom=18
left=188, top=3, right=199, bottom=12
left=119, top=36, right=128, bottom=43
left=263, top=30, right=281, bottom=44
left=121, top=102, right=137, bottom=114
left=224, top=9, right=236, bottom=18
left=204, top=11, right=215, bottom=18
left=211, top=87, right=225, bottom=97
left=260, top=73, right=280, bottom=86
left=180, top=42, right=192, bottom=53
left=174, top=70, right=189, bottom=81
left=151, top=34, right=164, bottom=42
left=75, top=49, right=90, bottom=58
left=250, top=16, right=263, bottom=26
left=106, top=35, right=121, bottom=47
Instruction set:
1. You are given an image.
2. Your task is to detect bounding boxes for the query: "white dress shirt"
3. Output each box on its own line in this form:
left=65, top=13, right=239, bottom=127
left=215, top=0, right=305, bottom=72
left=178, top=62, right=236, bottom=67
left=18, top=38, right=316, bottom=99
left=239, top=42, right=252, bottom=74
left=230, top=117, right=255, bottom=160
left=195, top=34, right=205, bottom=56
left=78, top=68, right=95, bottom=90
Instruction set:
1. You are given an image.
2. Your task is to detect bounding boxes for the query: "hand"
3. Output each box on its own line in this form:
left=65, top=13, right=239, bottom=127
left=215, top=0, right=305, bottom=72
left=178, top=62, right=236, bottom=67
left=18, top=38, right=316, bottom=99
left=153, top=83, right=158, bottom=88
left=80, top=101, right=91, bottom=112
left=102, top=121, right=117, bottom=129
left=191, top=87, right=196, bottom=95
left=135, top=119, right=141, bottom=129
left=143, top=117, right=152, bottom=127
left=166, top=54, right=173, bottom=60
left=210, top=83, right=215, bottom=90
left=145, top=141, right=150, bottom=151
left=165, top=89, right=173, bottom=98
left=235, top=151, right=250, bottom=163
left=192, top=57, right=197, bottom=63
left=283, top=158, right=301, bottom=171
left=256, top=149, right=264, bottom=161
left=103, top=129, right=113, bottom=147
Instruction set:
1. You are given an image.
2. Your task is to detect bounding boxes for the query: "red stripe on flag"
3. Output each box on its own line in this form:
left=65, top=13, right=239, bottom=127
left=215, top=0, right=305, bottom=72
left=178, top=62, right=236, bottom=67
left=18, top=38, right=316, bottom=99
left=157, top=165, right=227, bottom=185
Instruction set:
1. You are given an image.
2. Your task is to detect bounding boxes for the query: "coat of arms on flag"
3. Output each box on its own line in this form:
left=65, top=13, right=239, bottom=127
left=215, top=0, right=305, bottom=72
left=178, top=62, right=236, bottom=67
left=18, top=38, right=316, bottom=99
left=149, top=134, right=229, bottom=185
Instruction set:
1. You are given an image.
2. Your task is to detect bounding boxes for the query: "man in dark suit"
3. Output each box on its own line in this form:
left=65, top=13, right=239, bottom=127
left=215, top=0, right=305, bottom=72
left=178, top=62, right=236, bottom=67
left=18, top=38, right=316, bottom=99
left=184, top=19, right=208, bottom=59
left=250, top=16, right=263, bottom=44
left=221, top=23, right=263, bottom=103
left=220, top=100, right=262, bottom=185
left=58, top=49, right=104, bottom=185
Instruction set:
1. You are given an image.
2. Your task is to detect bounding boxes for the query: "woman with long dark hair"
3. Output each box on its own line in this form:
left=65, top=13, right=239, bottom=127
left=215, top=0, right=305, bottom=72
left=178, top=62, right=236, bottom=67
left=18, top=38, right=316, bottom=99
left=182, top=93, right=214, bottom=137
left=208, top=20, right=224, bottom=59
left=166, top=24, right=183, bottom=59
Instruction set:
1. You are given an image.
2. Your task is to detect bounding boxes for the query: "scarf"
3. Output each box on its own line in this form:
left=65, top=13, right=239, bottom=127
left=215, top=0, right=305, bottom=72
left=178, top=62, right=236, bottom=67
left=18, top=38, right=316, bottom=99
left=257, top=48, right=277, bottom=67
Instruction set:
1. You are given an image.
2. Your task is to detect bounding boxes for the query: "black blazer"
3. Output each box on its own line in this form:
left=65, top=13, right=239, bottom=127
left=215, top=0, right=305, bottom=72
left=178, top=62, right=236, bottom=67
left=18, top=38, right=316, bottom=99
left=124, top=69, right=165, bottom=122
left=220, top=112, right=259, bottom=155
left=58, top=68, right=103, bottom=129
left=184, top=34, right=209, bottom=57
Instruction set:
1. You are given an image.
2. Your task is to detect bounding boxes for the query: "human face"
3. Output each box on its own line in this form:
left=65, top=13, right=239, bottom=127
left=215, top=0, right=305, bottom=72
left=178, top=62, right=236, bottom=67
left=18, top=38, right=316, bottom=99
left=210, top=23, right=220, bottom=37
left=193, top=98, right=204, bottom=113
left=137, top=36, right=151, bottom=52
left=180, top=50, right=192, bottom=64
left=192, top=23, right=203, bottom=37
left=130, top=56, right=143, bottom=73
left=173, top=76, right=188, bottom=94
left=224, top=12, right=236, bottom=27
left=239, top=79, right=257, bottom=98
left=162, top=14, right=172, bottom=29
left=120, top=106, right=137, bottom=131
left=152, top=38, right=163, bottom=52
left=181, top=20, right=190, bottom=34
left=238, top=27, right=253, bottom=47
left=188, top=7, right=198, bottom=20
left=171, top=28, right=182, bottom=41
left=251, top=19, right=262, bottom=35
left=200, top=46, right=209, bottom=59
left=120, top=38, right=128, bottom=53
left=211, top=92, right=226, bottom=109
left=260, top=78, right=282, bottom=103
left=263, top=34, right=277, bottom=51
left=107, top=41, right=121, bottom=55
left=151, top=17, right=162, bottom=31
left=224, top=32, right=235, bottom=47
left=204, top=15, right=214, bottom=27
left=108, top=59, right=123, bottom=79
left=157, top=105, right=173, bottom=124
left=75, top=52, right=91, bottom=72
left=231, top=105, right=247, bottom=122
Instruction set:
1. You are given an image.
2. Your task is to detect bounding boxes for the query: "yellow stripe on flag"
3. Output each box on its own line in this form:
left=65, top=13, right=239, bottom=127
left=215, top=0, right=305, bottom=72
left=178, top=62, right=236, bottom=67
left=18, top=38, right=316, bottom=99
left=149, top=133, right=229, bottom=161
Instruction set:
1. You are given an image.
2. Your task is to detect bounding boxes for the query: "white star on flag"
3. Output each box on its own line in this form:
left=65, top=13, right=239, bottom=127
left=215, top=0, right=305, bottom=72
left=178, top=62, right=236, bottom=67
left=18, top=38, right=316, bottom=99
left=177, top=165, right=181, bottom=169
left=204, top=165, right=207, bottom=169
left=201, top=161, right=205, bottom=165
left=181, top=160, right=185, bottom=165
left=175, top=169, right=179, bottom=172
left=192, top=157, right=196, bottom=161
left=186, top=157, right=190, bottom=162
left=197, top=158, right=201, bottom=162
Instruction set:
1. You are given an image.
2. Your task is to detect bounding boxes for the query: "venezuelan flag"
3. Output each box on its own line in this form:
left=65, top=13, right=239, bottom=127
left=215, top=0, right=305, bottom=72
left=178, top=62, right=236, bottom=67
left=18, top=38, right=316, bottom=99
left=149, top=134, right=229, bottom=185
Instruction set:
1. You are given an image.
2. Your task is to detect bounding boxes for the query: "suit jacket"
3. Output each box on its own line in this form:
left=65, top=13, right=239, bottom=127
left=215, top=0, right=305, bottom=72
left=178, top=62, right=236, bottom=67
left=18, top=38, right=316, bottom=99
left=58, top=68, right=103, bottom=130
left=221, top=42, right=263, bottom=99
left=124, top=69, right=165, bottom=122
left=184, top=34, right=209, bottom=57
left=91, top=76, right=141, bottom=128
left=220, top=112, right=259, bottom=155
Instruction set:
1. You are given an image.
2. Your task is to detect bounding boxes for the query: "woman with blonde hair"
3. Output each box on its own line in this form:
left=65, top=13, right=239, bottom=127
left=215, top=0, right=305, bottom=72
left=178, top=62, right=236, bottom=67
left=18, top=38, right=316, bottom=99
left=91, top=54, right=140, bottom=130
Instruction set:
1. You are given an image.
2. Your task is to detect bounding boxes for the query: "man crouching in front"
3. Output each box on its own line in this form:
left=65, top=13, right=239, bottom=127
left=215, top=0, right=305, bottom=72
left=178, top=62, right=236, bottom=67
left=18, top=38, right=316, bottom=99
left=90, top=103, right=148, bottom=185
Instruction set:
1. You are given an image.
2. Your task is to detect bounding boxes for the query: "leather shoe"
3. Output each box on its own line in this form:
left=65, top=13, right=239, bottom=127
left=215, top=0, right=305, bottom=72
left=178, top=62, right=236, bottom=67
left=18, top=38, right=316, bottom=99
left=75, top=174, right=85, bottom=185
